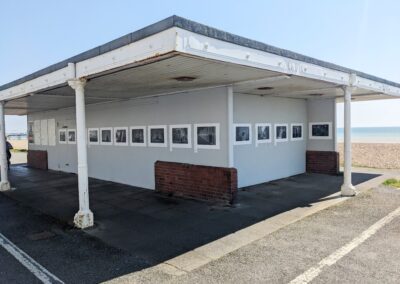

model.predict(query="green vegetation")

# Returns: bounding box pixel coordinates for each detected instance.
[383,179,400,189]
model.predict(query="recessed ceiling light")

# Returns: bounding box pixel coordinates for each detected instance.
[257,86,274,90]
[172,76,197,82]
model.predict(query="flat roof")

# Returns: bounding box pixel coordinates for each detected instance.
[2,15,400,92]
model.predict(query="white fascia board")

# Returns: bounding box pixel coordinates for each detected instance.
[0,28,178,101]
[75,28,177,78]
[176,28,400,98]
[0,65,74,101]
[175,28,351,86]
[354,76,400,97]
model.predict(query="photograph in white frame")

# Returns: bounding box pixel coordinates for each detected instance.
[291,123,304,141]
[148,125,167,147]
[255,123,271,146]
[309,122,332,140]
[58,129,67,144]
[169,124,191,150]
[67,129,76,144]
[40,119,48,146]
[100,127,113,145]
[130,126,146,147]
[28,121,35,144]
[194,123,220,151]
[234,123,252,145]
[88,128,99,145]
[34,120,41,145]
[275,124,288,142]
[48,119,56,146]
[114,127,128,146]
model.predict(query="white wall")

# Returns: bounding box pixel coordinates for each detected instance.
[28,87,230,189]
[233,94,308,188]
[28,88,337,190]
[307,99,336,151]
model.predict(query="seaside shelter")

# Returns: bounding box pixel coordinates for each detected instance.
[1,16,399,228]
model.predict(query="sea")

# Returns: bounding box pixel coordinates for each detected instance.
[337,127,400,143]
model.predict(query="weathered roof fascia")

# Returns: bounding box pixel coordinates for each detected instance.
[1,15,400,92]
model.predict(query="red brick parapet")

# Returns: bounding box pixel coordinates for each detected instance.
[27,150,48,170]
[306,151,339,175]
[155,161,237,204]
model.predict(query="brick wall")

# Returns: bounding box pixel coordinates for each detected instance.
[27,150,48,170]
[306,151,339,175]
[155,161,237,204]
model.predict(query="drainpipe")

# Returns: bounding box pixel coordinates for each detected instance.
[227,86,234,167]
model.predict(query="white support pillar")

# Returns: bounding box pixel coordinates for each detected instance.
[341,85,356,196]
[227,86,234,167]
[0,102,10,191]
[68,79,94,229]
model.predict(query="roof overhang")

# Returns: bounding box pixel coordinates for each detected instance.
[2,16,399,115]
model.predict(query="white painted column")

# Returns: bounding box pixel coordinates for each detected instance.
[227,86,234,167]
[0,102,10,191]
[341,86,356,196]
[68,79,94,228]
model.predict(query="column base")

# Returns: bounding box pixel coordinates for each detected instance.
[74,210,94,229]
[0,181,11,192]
[341,184,356,197]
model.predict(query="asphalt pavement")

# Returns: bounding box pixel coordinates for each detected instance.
[1,167,399,283]
[0,193,150,284]
[114,185,400,283]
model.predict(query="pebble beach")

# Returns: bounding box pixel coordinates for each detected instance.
[338,143,400,169]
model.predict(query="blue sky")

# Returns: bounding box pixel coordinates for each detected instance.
[1,0,399,132]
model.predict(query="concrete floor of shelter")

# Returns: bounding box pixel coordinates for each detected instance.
[4,165,379,267]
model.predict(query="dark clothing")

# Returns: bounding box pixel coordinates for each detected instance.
[6,141,12,168]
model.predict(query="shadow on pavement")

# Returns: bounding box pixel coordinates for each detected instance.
[4,165,379,282]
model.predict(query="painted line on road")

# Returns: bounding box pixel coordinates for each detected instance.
[288,205,400,284]
[0,233,64,284]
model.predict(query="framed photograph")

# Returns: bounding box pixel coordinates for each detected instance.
[58,129,67,144]
[40,120,48,146]
[34,120,41,145]
[67,129,76,144]
[255,123,271,145]
[48,119,56,146]
[169,124,191,149]
[28,121,35,144]
[275,124,288,142]
[148,125,167,147]
[234,123,252,145]
[88,128,99,145]
[114,127,128,146]
[291,123,304,141]
[130,126,146,147]
[100,127,113,145]
[309,122,332,139]
[194,123,220,151]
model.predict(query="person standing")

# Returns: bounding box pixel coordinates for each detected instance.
[6,140,13,169]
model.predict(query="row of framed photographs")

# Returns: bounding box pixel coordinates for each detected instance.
[58,122,332,148]
[58,124,220,150]
[234,122,332,145]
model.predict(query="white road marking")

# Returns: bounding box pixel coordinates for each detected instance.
[289,206,400,284]
[0,233,64,284]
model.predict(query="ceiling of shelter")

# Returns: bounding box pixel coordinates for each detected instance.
[5,54,392,115]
